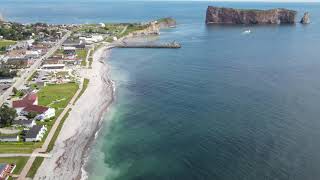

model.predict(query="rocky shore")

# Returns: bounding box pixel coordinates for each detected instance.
[206,6,297,25]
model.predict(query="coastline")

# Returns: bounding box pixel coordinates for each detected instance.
[34,45,115,180]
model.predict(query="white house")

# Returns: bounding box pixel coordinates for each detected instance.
[25,125,47,142]
[0,135,19,142]
[13,119,36,128]
[99,23,106,28]
[25,50,41,59]
[35,108,55,121]
[79,35,104,44]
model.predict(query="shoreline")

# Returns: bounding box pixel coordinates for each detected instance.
[34,45,116,180]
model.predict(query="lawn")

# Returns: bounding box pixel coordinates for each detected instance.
[0,40,16,48]
[88,57,93,67]
[26,157,44,178]
[46,108,71,152]
[0,40,16,54]
[0,142,41,154]
[0,157,29,174]
[73,79,89,105]
[37,82,79,109]
[76,49,88,66]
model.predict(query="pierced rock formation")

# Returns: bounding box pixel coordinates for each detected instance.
[206,6,297,25]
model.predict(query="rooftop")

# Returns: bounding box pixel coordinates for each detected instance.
[63,46,76,51]
[23,105,48,114]
[25,125,43,138]
[12,93,37,108]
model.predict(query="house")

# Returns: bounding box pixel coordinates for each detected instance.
[6,57,34,67]
[0,163,16,180]
[44,54,63,65]
[42,64,65,70]
[25,125,47,142]
[13,119,36,128]
[12,93,38,114]
[63,47,76,57]
[79,35,103,44]
[99,23,106,28]
[0,135,19,142]
[59,58,81,65]
[12,92,55,120]
[36,107,55,120]
[25,50,41,59]
[22,105,55,120]
[63,39,80,47]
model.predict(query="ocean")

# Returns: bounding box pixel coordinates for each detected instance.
[2,1,320,180]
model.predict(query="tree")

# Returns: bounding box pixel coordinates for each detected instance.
[0,105,17,127]
[26,112,38,119]
[12,87,18,94]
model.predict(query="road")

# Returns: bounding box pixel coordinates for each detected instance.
[0,31,72,106]
[17,78,85,180]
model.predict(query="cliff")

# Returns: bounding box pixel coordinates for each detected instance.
[156,17,177,28]
[206,6,297,25]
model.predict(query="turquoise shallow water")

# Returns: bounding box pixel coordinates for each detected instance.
[3,1,320,179]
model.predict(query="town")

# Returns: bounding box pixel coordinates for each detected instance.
[0,17,175,179]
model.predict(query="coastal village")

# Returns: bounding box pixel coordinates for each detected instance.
[0,17,176,179]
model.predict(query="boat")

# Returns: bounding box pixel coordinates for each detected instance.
[243,29,251,34]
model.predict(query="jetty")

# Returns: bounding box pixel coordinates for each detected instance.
[115,41,181,49]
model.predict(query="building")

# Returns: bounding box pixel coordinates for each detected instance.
[25,50,41,59]
[6,57,34,67]
[99,23,106,28]
[12,93,38,114]
[0,135,19,142]
[62,39,85,49]
[63,47,76,57]
[79,35,103,44]
[35,107,55,120]
[44,55,63,64]
[13,119,36,128]
[25,125,47,142]
[12,92,55,120]
[42,64,65,70]
[59,58,81,65]
[0,163,16,180]
[22,105,55,120]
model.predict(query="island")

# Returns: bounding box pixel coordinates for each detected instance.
[205,6,297,25]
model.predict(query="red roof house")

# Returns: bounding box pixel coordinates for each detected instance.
[12,93,38,108]
[23,105,48,114]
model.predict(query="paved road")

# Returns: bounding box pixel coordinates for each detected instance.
[0,31,72,106]
[17,78,85,180]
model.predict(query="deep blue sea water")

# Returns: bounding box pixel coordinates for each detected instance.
[3,1,320,180]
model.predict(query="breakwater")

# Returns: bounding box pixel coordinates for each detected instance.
[116,41,181,49]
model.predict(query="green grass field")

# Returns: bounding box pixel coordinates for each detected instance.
[76,49,88,66]
[0,157,29,174]
[0,40,16,48]
[37,82,79,109]
[0,142,41,154]
[73,79,89,105]
[46,108,72,152]
[26,157,44,178]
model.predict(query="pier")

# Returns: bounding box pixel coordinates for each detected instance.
[115,41,181,49]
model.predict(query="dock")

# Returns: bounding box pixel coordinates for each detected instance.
[115,41,181,49]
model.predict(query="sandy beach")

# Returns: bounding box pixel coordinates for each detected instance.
[34,45,115,180]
